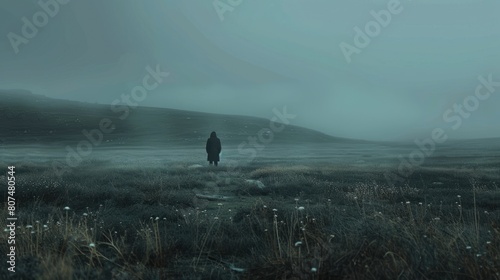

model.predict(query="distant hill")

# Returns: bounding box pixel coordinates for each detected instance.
[0,90,353,147]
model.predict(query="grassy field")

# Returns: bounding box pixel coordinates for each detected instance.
[0,94,499,279]
[1,156,499,279]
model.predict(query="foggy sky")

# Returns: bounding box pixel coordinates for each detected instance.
[1,0,499,141]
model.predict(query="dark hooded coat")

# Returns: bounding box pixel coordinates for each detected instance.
[206,131,221,162]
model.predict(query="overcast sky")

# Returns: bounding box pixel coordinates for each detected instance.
[1,0,499,141]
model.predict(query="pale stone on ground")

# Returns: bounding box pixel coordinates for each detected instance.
[244,179,266,189]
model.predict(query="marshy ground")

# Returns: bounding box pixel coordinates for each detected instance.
[0,143,499,279]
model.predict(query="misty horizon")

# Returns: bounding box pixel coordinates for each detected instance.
[3,88,499,144]
[1,1,499,141]
[1,2,499,279]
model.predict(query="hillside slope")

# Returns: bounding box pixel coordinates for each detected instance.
[0,90,351,147]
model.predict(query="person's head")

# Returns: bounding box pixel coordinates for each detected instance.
[210,131,217,138]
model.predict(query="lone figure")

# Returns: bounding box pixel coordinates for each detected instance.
[206,131,221,166]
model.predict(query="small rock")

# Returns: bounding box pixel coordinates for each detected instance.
[245,179,266,189]
[188,164,204,169]
[195,194,230,201]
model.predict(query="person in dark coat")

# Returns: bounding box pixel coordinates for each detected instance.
[206,131,221,166]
